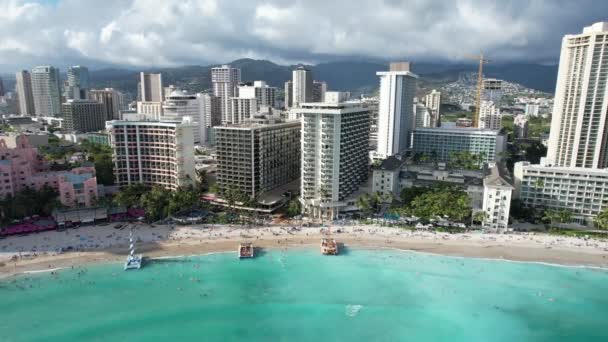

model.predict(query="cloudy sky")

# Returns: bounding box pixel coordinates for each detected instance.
[0,0,606,72]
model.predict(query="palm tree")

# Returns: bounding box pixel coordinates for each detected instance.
[558,210,572,225]
[542,209,559,229]
[472,211,488,226]
[594,208,608,230]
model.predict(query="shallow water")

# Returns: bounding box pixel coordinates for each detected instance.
[2,249,608,341]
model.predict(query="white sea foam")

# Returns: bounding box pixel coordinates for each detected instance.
[345,304,362,317]
[24,267,64,274]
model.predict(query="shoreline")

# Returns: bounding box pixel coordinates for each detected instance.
[2,223,608,279]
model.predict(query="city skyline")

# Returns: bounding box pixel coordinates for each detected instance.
[1,1,608,72]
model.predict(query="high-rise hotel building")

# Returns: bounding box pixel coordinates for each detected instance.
[298,101,370,219]
[376,62,417,159]
[215,117,300,211]
[106,120,196,190]
[211,65,241,124]
[31,66,62,117]
[547,22,608,168]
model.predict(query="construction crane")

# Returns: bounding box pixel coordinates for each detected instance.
[465,53,491,128]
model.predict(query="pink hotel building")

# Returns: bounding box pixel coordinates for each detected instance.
[0,134,98,207]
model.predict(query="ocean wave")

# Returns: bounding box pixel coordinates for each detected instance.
[345,304,362,317]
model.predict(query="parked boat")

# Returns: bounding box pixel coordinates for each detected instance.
[124,230,143,270]
[321,226,339,255]
[238,242,254,259]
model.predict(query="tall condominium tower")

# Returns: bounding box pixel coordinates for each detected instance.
[15,70,35,116]
[215,117,301,209]
[31,65,62,117]
[106,119,196,190]
[211,65,241,124]
[547,22,608,168]
[139,72,163,102]
[376,62,418,158]
[424,89,441,127]
[292,66,313,108]
[298,102,370,219]
[61,100,106,133]
[284,80,293,108]
[0,77,4,96]
[198,93,221,128]
[478,101,501,130]
[161,89,206,144]
[238,81,277,109]
[312,81,327,102]
[65,65,90,100]
[90,88,123,121]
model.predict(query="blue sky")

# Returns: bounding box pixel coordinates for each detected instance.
[1,0,607,72]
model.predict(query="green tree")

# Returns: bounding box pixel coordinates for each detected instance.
[140,186,172,222]
[167,186,199,215]
[286,198,302,217]
[594,208,608,230]
[558,210,572,225]
[114,183,149,207]
[542,209,560,229]
[472,211,488,225]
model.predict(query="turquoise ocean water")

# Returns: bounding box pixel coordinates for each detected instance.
[2,248,608,341]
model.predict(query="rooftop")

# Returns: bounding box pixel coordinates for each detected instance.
[376,155,406,171]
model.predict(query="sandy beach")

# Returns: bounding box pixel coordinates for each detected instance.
[1,223,608,278]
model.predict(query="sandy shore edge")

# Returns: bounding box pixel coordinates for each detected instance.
[2,228,608,279]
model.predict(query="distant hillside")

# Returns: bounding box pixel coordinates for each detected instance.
[87,59,558,96]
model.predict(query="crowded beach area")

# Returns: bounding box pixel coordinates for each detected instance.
[1,222,608,278]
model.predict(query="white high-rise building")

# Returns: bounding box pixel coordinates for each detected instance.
[284,80,293,108]
[482,78,503,104]
[211,65,241,124]
[292,66,313,108]
[31,66,62,117]
[547,22,608,168]
[161,89,207,144]
[376,62,418,158]
[230,97,257,124]
[106,119,196,190]
[478,101,502,130]
[525,103,540,117]
[237,81,276,109]
[514,114,529,139]
[424,89,441,127]
[139,72,163,102]
[65,65,90,100]
[90,88,123,121]
[15,70,35,116]
[298,102,370,219]
[414,103,431,128]
[198,93,221,128]
[312,81,327,102]
[482,164,513,230]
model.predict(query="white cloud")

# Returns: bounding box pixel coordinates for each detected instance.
[0,0,605,71]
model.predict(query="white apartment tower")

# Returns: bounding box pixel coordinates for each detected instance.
[15,70,35,116]
[65,65,90,100]
[514,114,529,139]
[299,102,370,219]
[31,66,62,117]
[90,88,123,121]
[376,62,418,158]
[230,97,257,124]
[424,89,441,127]
[482,165,513,230]
[547,22,608,168]
[238,81,276,109]
[292,66,313,108]
[106,119,196,190]
[478,101,502,130]
[211,65,241,124]
[139,72,163,102]
[161,89,207,144]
